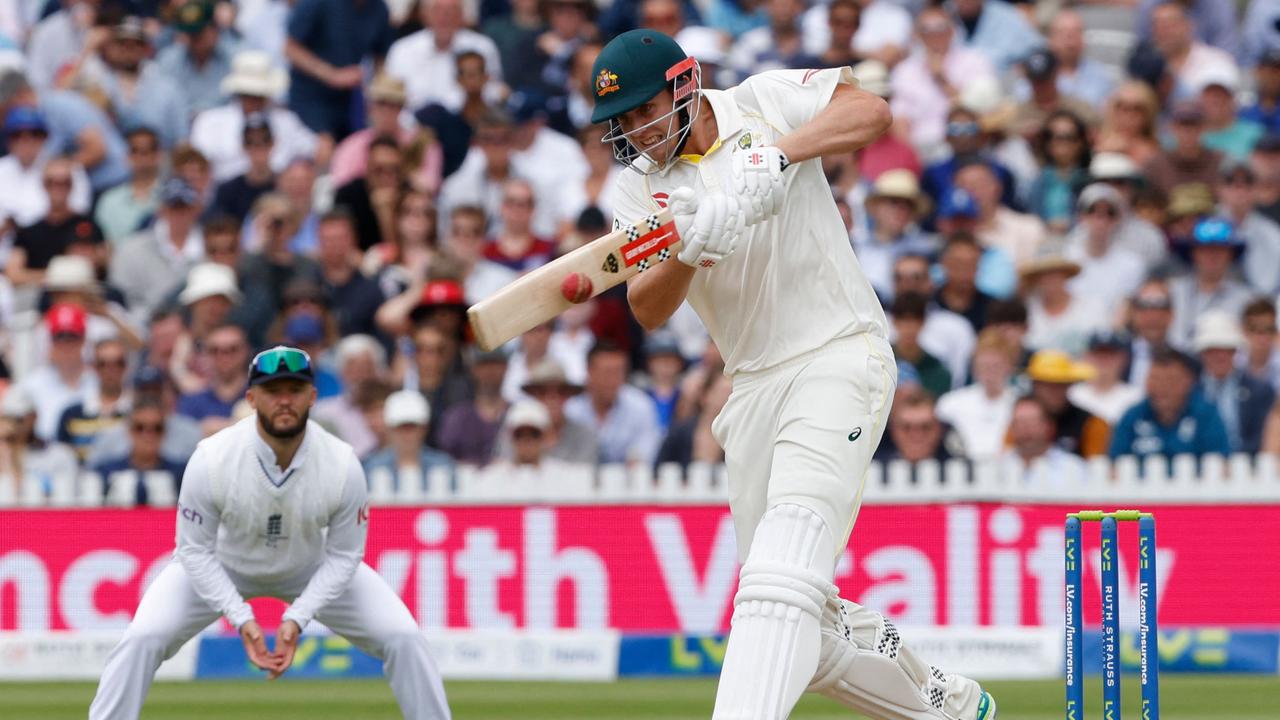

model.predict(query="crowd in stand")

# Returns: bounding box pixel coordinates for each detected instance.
[4,0,1280,503]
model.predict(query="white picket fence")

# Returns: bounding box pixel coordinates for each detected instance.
[4,453,1280,508]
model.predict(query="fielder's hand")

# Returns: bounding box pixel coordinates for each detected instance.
[268,619,302,680]
[731,146,788,225]
[239,620,282,675]
[670,187,745,269]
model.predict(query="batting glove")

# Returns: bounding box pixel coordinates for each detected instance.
[731,145,789,226]
[670,187,746,269]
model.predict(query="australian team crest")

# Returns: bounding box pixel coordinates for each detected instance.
[596,69,620,97]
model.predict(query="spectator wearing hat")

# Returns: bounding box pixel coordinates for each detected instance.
[853,170,936,300]
[890,293,952,399]
[1168,217,1256,348]
[493,358,596,463]
[437,349,510,465]
[91,397,188,507]
[1021,245,1109,357]
[1196,67,1264,160]
[331,74,444,193]
[155,0,238,122]
[565,340,662,465]
[190,49,318,183]
[1003,394,1088,485]
[0,386,78,502]
[1025,349,1109,457]
[1195,311,1275,453]
[954,159,1047,270]
[1240,298,1280,390]
[209,113,276,224]
[1012,50,1098,147]
[1240,49,1280,134]
[1027,109,1092,234]
[1147,2,1238,99]
[56,338,131,462]
[0,107,90,230]
[175,323,250,432]
[94,127,164,243]
[891,253,976,384]
[15,303,97,442]
[110,177,206,322]
[377,276,470,350]
[477,400,584,494]
[314,209,386,339]
[1087,151,1170,271]
[73,16,188,149]
[1064,184,1148,318]
[6,156,101,290]
[176,262,242,344]
[1110,346,1231,460]
[1216,159,1280,295]
[1069,331,1145,425]
[7,254,142,382]
[1144,101,1224,196]
[387,0,505,112]
[283,0,393,142]
[936,328,1018,459]
[363,389,454,490]
[1043,9,1115,110]
[726,0,820,83]
[498,320,585,403]
[936,189,1016,300]
[0,70,129,192]
[889,7,996,153]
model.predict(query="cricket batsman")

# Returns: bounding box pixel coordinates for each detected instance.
[593,30,997,720]
[88,346,450,719]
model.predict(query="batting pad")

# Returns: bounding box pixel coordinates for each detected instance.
[807,598,985,720]
[712,504,836,720]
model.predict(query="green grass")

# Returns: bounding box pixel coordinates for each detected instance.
[8,675,1279,719]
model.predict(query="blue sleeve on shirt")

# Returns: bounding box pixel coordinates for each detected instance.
[1109,406,1139,458]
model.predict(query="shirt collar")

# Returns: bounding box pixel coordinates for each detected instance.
[252,420,313,484]
[659,89,745,176]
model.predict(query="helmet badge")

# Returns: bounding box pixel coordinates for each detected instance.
[596,69,620,97]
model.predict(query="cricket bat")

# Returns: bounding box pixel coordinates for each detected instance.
[467,209,679,351]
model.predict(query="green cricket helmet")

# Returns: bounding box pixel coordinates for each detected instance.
[591,29,702,173]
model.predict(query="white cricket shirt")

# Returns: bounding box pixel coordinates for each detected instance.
[611,67,888,375]
[174,416,368,629]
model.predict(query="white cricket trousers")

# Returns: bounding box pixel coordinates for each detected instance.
[89,561,450,720]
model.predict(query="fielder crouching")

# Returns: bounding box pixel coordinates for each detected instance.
[89,346,450,719]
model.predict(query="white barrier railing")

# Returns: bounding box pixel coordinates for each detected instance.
[5,453,1280,508]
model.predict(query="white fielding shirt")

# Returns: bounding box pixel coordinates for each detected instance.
[611,68,888,376]
[174,417,368,630]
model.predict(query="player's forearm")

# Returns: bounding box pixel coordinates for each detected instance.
[283,462,369,629]
[774,87,891,165]
[282,548,362,629]
[626,260,697,331]
[176,546,255,627]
